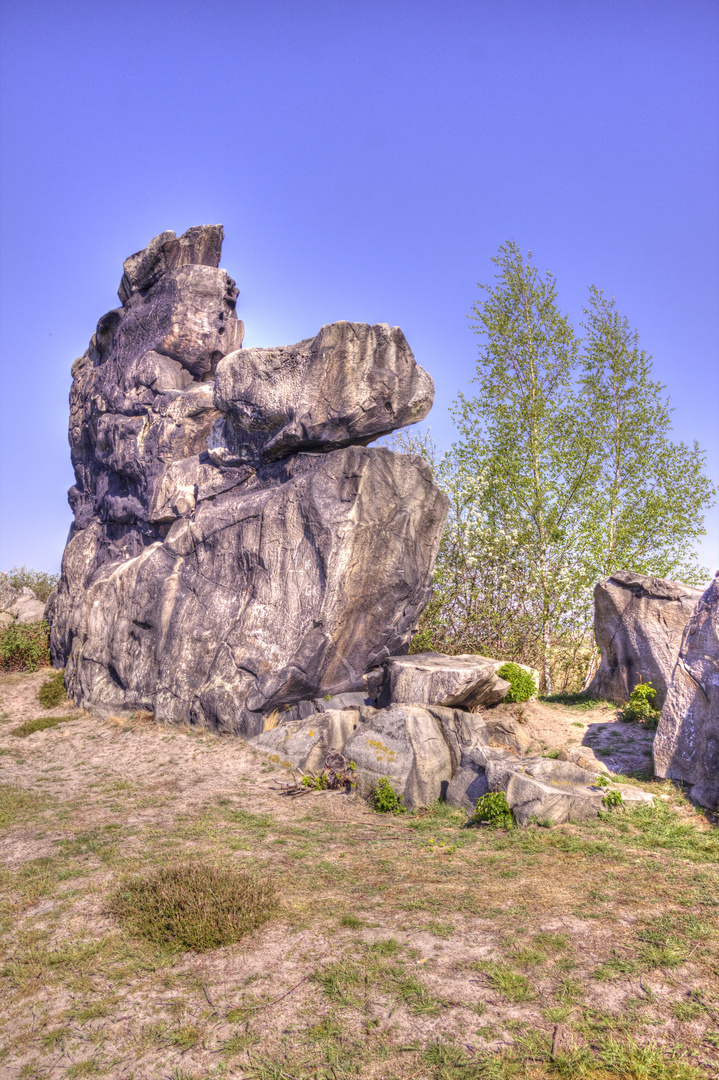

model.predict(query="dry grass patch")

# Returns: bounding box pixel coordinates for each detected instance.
[109,862,278,951]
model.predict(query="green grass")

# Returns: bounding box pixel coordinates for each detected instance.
[11,715,74,738]
[474,960,536,1002]
[109,862,278,951]
[0,783,44,827]
[38,670,66,709]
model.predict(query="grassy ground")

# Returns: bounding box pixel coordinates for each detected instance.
[1,670,718,1079]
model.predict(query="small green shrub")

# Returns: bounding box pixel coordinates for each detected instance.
[468,791,514,829]
[497,662,537,703]
[0,621,51,672]
[38,670,67,709]
[603,789,623,810]
[371,777,406,814]
[6,566,58,603]
[109,863,278,951]
[11,716,75,738]
[301,772,328,790]
[619,681,660,728]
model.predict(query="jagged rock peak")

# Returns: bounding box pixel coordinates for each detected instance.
[118,224,225,304]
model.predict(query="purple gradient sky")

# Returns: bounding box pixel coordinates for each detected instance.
[1,0,717,576]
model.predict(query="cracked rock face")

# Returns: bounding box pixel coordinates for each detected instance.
[587,571,702,707]
[50,225,447,734]
[654,577,719,809]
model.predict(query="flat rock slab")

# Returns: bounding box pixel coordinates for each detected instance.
[378,652,510,710]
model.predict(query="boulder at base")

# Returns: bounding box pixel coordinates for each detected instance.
[446,745,653,824]
[377,652,510,709]
[588,571,703,707]
[654,576,719,809]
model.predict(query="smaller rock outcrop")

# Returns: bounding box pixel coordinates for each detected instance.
[376,652,510,710]
[654,576,719,809]
[251,700,652,821]
[446,746,652,824]
[588,571,703,706]
[0,577,46,625]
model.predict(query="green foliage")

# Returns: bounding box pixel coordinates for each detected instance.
[619,681,661,728]
[371,776,406,814]
[6,566,58,602]
[602,789,623,810]
[109,863,277,951]
[38,670,66,709]
[301,772,328,790]
[497,662,536,703]
[394,246,714,694]
[468,791,514,829]
[0,621,51,672]
[11,715,74,738]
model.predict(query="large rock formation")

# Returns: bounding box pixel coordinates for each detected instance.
[587,571,703,706]
[654,576,719,809]
[50,225,447,734]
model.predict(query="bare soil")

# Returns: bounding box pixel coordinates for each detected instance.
[0,670,717,1079]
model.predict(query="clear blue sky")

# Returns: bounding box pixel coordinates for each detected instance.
[1,0,717,577]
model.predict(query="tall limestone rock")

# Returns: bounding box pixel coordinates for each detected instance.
[49,226,448,735]
[654,575,719,809]
[587,571,703,707]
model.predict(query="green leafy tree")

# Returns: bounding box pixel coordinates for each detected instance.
[393,246,714,693]
[578,288,713,587]
[452,241,597,690]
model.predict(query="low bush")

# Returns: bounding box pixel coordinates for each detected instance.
[497,662,537,703]
[38,670,67,709]
[468,791,514,829]
[371,776,406,814]
[619,681,660,728]
[109,862,277,951]
[0,621,51,672]
[6,566,58,603]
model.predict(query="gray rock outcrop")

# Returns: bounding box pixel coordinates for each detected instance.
[50,225,447,733]
[587,571,703,706]
[654,576,719,809]
[251,702,488,809]
[0,577,47,625]
[250,701,651,819]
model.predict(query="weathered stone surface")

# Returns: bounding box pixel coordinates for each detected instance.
[250,709,363,774]
[587,571,703,706]
[210,321,433,466]
[483,715,530,753]
[5,588,46,624]
[343,705,454,809]
[0,612,13,627]
[377,652,510,710]
[654,577,719,809]
[0,574,18,611]
[50,226,448,734]
[445,744,652,824]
